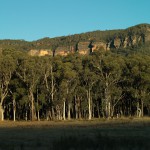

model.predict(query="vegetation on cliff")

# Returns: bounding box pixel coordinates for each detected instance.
[0,23,150,53]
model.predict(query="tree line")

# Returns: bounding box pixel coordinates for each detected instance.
[0,48,150,121]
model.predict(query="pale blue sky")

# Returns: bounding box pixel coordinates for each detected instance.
[0,0,150,41]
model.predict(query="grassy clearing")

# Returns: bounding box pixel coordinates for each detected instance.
[0,118,150,150]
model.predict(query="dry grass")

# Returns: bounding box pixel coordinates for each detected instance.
[0,117,150,128]
[0,117,150,150]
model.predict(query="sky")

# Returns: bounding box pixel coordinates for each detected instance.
[0,0,150,41]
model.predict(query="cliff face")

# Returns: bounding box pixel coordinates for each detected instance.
[55,46,75,56]
[112,35,143,49]
[27,24,150,57]
[28,49,52,56]
[92,41,109,52]
[78,42,90,55]
[145,28,150,42]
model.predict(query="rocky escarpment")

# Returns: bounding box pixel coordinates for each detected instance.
[112,35,142,49]
[27,24,150,56]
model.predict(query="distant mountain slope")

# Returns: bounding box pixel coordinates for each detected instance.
[0,23,150,56]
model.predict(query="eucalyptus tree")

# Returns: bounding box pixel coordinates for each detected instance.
[92,51,125,118]
[40,56,56,120]
[0,54,16,121]
[126,54,150,117]
[81,55,98,120]
[3,49,28,121]
[74,86,87,119]
[59,58,77,120]
[9,77,28,121]
[16,56,42,121]
[71,54,84,119]
[35,84,47,121]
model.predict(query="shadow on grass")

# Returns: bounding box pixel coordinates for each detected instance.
[0,134,149,150]
[52,133,150,150]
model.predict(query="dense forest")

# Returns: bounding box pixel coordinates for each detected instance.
[0,24,150,121]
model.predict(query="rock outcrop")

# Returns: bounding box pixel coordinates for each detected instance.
[112,35,144,49]
[54,46,69,56]
[78,42,90,55]
[54,46,75,56]
[145,28,150,42]
[28,49,52,56]
[91,41,107,52]
[114,37,122,48]
[123,37,129,48]
[131,36,137,46]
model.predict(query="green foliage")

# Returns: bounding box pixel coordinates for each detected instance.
[1,24,150,120]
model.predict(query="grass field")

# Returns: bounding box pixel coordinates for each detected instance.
[0,118,150,150]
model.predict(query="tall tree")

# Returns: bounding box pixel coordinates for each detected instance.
[16,56,42,121]
[126,54,150,117]
[41,56,56,120]
[81,56,98,120]
[92,51,124,118]
[0,55,15,121]
[59,60,77,120]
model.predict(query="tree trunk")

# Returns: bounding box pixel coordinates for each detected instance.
[68,103,71,120]
[97,102,100,118]
[79,109,82,119]
[37,110,40,121]
[141,100,144,117]
[108,102,111,118]
[104,79,110,118]
[51,65,55,120]
[25,110,28,121]
[137,102,141,117]
[36,87,40,121]
[75,102,78,119]
[44,65,55,120]
[30,90,36,121]
[13,98,16,121]
[56,105,61,120]
[31,92,34,121]
[13,110,16,121]
[46,109,51,120]
[78,98,82,119]
[63,100,66,120]
[79,97,82,119]
[0,95,5,121]
[58,110,61,120]
[0,104,4,121]
[75,96,78,119]
[88,89,92,120]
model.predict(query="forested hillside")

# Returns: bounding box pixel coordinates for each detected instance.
[0,24,150,121]
[1,23,150,55]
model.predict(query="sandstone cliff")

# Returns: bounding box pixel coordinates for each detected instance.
[28,49,52,56]
[27,24,150,57]
[77,42,90,55]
